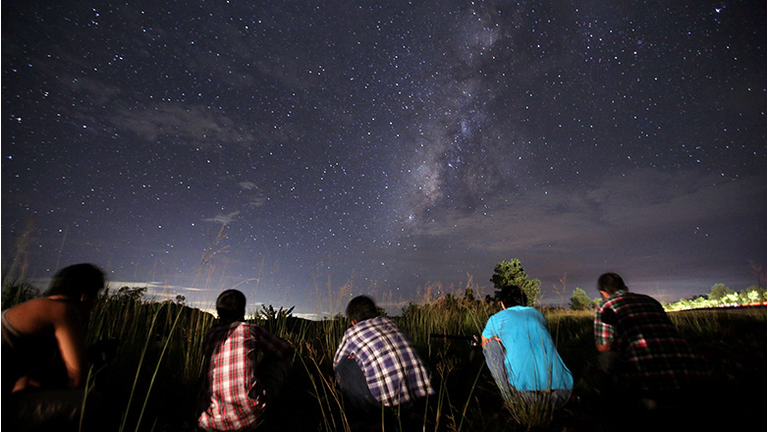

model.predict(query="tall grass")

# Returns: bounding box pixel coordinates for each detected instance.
[84,293,216,431]
[2,278,764,431]
[297,344,351,432]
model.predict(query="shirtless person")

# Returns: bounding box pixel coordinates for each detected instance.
[2,263,106,431]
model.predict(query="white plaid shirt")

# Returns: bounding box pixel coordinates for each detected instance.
[333,316,434,406]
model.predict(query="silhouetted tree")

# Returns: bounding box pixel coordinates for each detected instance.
[569,288,594,311]
[490,259,540,306]
[707,283,735,301]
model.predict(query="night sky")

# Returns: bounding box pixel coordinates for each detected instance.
[2,0,765,317]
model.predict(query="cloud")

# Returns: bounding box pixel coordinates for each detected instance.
[247,197,267,208]
[383,169,765,299]
[415,169,762,250]
[239,182,268,208]
[239,182,258,190]
[203,211,240,225]
[113,103,256,145]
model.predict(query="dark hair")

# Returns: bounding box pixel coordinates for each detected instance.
[597,273,627,295]
[498,285,528,307]
[216,289,246,321]
[346,295,378,323]
[46,263,105,298]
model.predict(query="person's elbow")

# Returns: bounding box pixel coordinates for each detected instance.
[66,367,87,388]
[60,347,88,388]
[481,335,500,349]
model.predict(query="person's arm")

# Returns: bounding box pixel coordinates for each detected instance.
[593,305,614,353]
[52,303,89,388]
[257,328,294,359]
[480,314,501,349]
[332,334,350,368]
[595,342,611,352]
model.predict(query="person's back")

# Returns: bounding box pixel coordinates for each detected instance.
[333,295,433,414]
[199,321,270,431]
[481,285,572,409]
[595,290,707,392]
[3,297,94,393]
[198,290,293,432]
[483,306,572,392]
[1,263,105,431]
[334,315,432,406]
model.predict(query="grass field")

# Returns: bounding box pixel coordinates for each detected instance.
[4,287,766,432]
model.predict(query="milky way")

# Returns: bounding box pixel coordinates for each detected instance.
[2,0,765,316]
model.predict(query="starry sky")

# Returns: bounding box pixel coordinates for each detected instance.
[2,0,765,317]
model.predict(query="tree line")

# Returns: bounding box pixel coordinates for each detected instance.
[487,258,766,312]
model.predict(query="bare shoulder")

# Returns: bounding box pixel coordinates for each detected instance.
[46,298,83,325]
[5,297,79,334]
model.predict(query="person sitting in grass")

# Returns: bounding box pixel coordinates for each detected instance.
[481,285,573,410]
[333,295,434,419]
[2,263,107,431]
[197,289,293,432]
[594,272,709,411]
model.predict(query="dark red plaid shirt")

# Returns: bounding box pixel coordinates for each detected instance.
[595,290,708,391]
[198,321,291,431]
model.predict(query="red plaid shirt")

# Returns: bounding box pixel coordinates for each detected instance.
[595,291,708,391]
[198,321,291,431]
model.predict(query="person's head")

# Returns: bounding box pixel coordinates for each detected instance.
[497,285,528,308]
[46,263,105,301]
[346,295,379,324]
[216,289,247,322]
[597,273,627,296]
